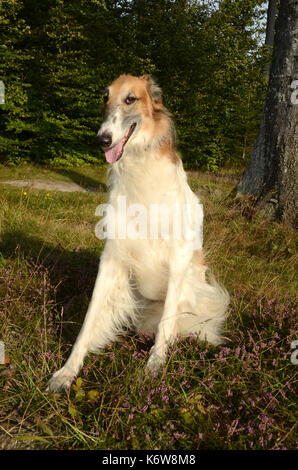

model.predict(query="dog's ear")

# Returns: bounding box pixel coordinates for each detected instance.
[140,74,162,104]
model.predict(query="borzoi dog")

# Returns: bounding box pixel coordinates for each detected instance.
[47,74,229,392]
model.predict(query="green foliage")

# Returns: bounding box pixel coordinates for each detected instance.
[0,0,269,169]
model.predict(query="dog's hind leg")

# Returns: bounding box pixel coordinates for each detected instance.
[47,246,137,392]
[176,258,229,346]
[146,248,229,374]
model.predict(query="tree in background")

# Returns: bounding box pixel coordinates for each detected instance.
[0,0,269,169]
[0,0,32,162]
[237,0,298,226]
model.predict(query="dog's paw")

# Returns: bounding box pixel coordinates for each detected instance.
[46,367,75,393]
[145,349,165,377]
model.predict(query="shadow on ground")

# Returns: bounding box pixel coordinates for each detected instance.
[1,229,100,341]
[53,168,107,193]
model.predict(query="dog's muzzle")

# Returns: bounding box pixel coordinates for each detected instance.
[97,123,136,164]
[97,131,112,148]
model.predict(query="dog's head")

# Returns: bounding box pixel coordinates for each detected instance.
[97,74,170,164]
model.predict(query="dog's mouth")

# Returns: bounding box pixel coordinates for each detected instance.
[104,123,136,164]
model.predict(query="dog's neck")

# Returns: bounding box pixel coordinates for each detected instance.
[106,143,187,209]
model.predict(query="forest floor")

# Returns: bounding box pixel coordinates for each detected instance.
[0,163,296,450]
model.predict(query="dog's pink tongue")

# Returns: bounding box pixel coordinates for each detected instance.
[104,140,124,164]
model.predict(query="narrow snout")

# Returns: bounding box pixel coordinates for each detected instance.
[97,130,112,148]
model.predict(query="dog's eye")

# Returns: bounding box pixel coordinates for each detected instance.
[125,95,137,105]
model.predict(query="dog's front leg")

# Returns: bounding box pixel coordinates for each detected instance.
[146,244,193,374]
[47,246,132,392]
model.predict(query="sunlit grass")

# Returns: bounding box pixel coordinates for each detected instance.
[0,164,297,450]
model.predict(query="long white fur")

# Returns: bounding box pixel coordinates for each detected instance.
[47,76,229,392]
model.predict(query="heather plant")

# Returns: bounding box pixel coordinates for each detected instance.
[0,165,296,450]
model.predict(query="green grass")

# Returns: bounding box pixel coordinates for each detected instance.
[0,164,297,450]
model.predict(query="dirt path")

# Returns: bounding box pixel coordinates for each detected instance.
[0,172,239,194]
[0,179,98,193]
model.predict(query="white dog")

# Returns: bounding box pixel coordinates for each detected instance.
[47,74,229,392]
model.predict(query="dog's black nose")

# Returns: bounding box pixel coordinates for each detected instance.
[97,132,112,148]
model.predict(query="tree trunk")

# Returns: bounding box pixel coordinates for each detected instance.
[263,0,278,76]
[265,0,278,47]
[237,0,298,226]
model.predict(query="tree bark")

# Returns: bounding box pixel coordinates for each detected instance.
[237,0,298,226]
[263,0,278,76]
[265,0,278,47]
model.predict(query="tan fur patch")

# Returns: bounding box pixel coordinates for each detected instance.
[192,249,206,266]
[158,139,180,164]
